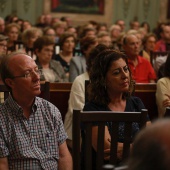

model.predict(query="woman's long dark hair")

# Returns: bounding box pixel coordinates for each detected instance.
[87,50,134,106]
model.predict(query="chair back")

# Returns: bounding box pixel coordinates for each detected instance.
[72,109,148,170]
[102,164,128,170]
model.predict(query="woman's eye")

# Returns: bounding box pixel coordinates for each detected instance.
[124,66,129,72]
[113,70,120,75]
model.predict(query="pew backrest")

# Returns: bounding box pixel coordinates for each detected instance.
[134,83,157,120]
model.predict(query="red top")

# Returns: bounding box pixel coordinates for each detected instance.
[154,39,166,52]
[128,56,157,83]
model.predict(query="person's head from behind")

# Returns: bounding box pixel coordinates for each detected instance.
[88,48,133,106]
[128,119,170,170]
[80,36,98,59]
[0,34,8,55]
[123,34,140,58]
[22,27,43,48]
[97,31,112,47]
[0,51,41,97]
[34,36,55,64]
[87,44,110,72]
[58,32,76,53]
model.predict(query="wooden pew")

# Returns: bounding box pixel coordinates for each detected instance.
[49,82,158,122]
[50,83,72,122]
[134,83,158,121]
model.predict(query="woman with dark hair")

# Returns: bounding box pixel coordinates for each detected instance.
[69,36,98,82]
[156,54,170,117]
[141,21,150,33]
[64,44,109,150]
[83,49,150,167]
[53,32,76,78]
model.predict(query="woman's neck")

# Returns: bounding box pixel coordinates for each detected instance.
[60,51,73,62]
[108,93,126,111]
[41,62,50,69]
[7,41,14,47]
[61,51,72,57]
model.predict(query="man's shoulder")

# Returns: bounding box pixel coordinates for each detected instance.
[36,97,61,116]
[0,102,11,122]
[138,56,151,65]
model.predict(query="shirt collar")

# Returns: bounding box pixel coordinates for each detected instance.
[6,94,38,116]
[128,56,143,65]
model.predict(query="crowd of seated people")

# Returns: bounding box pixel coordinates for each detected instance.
[0,14,169,83]
[0,14,169,114]
[1,13,170,168]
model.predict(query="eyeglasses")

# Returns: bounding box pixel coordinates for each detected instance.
[11,69,43,79]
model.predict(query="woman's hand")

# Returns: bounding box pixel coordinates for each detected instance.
[104,149,110,160]
[117,143,123,160]
[163,94,170,107]
[106,139,123,160]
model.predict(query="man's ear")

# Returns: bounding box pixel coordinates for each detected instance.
[5,78,14,89]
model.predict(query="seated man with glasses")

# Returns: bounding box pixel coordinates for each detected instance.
[0,51,72,170]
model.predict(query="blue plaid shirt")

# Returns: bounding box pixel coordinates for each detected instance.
[0,95,67,170]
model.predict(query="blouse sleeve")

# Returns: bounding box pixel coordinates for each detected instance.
[156,78,170,117]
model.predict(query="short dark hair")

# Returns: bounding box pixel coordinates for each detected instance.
[80,36,97,55]
[58,32,76,49]
[87,44,111,71]
[33,36,55,52]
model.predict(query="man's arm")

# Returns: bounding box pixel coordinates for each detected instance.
[0,157,9,170]
[58,141,72,170]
